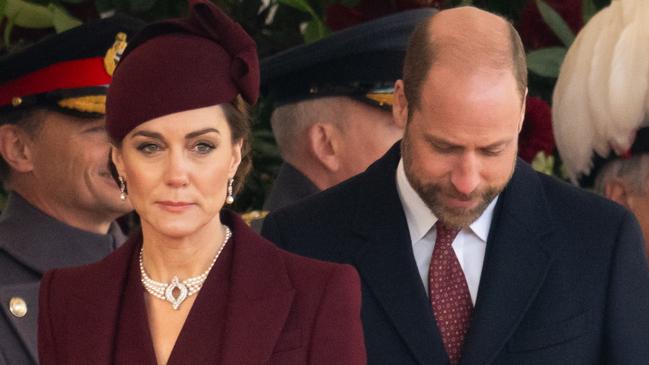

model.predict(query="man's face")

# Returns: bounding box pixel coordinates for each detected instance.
[336,99,403,182]
[400,66,524,229]
[625,189,649,256]
[28,112,131,219]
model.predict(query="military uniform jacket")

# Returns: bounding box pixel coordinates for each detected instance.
[262,142,649,365]
[0,193,124,365]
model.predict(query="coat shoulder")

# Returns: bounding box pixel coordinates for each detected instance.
[40,235,136,299]
[536,171,630,226]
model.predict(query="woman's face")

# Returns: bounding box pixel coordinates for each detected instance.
[112,105,242,238]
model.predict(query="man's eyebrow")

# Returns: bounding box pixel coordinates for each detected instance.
[481,139,511,149]
[424,134,511,149]
[424,135,460,148]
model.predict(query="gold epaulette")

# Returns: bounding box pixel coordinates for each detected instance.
[241,210,269,226]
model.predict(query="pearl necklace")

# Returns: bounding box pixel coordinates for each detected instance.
[140,225,232,310]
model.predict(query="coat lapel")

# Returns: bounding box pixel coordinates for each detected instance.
[352,144,448,365]
[68,235,137,364]
[219,212,296,365]
[460,161,557,365]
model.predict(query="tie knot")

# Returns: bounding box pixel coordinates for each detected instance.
[435,221,461,247]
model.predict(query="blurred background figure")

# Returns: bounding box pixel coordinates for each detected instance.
[553,0,649,256]
[259,8,435,213]
[0,16,140,364]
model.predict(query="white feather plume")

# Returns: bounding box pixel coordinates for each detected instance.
[607,0,649,152]
[553,0,649,182]
[587,3,621,156]
[553,7,609,183]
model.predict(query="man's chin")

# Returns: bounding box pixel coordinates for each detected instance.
[433,207,483,229]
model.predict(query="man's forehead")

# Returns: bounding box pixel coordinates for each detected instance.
[42,111,106,129]
[422,66,519,102]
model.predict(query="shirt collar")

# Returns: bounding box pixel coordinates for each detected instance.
[396,158,497,243]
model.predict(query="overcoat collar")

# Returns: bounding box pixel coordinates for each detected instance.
[70,210,295,364]
[263,162,320,211]
[350,142,557,365]
[0,192,124,363]
[0,192,124,274]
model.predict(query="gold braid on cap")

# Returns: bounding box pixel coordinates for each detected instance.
[55,32,129,115]
[365,92,394,107]
[57,95,106,114]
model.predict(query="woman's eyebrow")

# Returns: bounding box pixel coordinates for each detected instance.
[185,128,220,139]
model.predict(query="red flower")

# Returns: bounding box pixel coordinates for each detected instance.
[517,0,583,50]
[519,96,555,163]
[326,0,445,31]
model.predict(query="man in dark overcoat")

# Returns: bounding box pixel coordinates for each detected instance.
[263,6,649,365]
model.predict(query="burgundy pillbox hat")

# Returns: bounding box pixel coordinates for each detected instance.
[106,0,259,142]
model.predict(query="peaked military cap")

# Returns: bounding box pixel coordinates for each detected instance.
[0,15,145,120]
[261,8,436,110]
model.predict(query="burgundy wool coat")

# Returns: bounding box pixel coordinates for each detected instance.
[38,211,366,365]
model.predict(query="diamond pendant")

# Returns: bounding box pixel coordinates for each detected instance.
[165,276,189,310]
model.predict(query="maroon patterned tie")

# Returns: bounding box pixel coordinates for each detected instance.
[429,221,473,365]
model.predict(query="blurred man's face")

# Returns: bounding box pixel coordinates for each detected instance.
[623,188,649,256]
[335,98,403,183]
[400,67,524,229]
[28,112,131,219]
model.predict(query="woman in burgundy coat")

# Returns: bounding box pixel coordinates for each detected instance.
[37,1,366,364]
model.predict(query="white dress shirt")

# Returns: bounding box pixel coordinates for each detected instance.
[396,159,497,305]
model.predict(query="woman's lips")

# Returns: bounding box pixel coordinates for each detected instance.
[156,201,194,212]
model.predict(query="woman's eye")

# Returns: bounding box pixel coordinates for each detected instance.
[137,143,162,154]
[192,142,215,154]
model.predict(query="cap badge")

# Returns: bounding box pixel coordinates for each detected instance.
[104,32,128,76]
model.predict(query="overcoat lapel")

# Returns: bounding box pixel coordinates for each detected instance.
[352,144,448,365]
[460,161,557,365]
[0,282,39,362]
[69,235,135,364]
[219,212,296,365]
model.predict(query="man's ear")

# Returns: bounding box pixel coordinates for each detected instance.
[307,122,340,173]
[111,146,125,178]
[604,179,631,208]
[392,80,409,130]
[0,124,35,173]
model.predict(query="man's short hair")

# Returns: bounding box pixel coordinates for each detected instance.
[594,154,649,196]
[402,11,527,118]
[270,97,344,160]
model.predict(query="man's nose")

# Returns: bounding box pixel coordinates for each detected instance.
[450,153,480,196]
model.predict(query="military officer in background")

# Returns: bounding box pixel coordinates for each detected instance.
[0,16,142,364]
[260,8,435,213]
